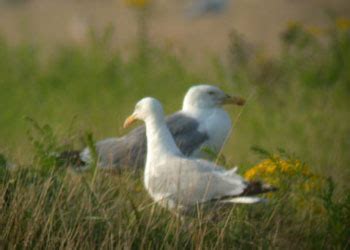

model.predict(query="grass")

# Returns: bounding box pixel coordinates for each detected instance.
[0,18,349,248]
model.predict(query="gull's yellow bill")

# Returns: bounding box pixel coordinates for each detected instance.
[223,95,246,106]
[123,114,137,129]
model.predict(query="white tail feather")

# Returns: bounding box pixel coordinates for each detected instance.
[220,197,267,204]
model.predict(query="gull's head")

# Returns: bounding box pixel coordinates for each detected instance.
[182,84,245,111]
[123,97,164,128]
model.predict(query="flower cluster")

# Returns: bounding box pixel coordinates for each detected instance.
[245,156,314,184]
[124,0,151,9]
[336,17,350,31]
[245,156,326,214]
[282,17,350,44]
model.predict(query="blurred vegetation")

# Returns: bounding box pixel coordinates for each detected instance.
[0,16,349,248]
[226,17,350,185]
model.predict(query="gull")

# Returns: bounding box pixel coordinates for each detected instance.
[123,97,275,214]
[62,84,245,169]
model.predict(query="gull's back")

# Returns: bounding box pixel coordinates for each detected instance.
[81,112,209,169]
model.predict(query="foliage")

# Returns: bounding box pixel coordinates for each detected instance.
[25,117,64,172]
[322,178,350,247]
[124,0,152,9]
[0,151,348,248]
[229,17,350,89]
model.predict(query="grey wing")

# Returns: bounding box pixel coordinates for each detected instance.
[166,112,209,156]
[92,126,147,169]
[83,112,208,169]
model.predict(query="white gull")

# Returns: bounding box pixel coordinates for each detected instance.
[123,97,274,214]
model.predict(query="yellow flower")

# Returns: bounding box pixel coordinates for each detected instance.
[287,21,302,30]
[244,155,326,215]
[336,17,350,31]
[305,25,324,36]
[124,0,151,8]
[244,157,324,192]
[244,168,257,181]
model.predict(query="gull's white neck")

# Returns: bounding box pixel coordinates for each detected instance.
[182,104,221,118]
[144,113,181,166]
[182,104,232,154]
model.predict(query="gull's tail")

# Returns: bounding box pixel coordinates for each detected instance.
[242,180,278,196]
[56,150,86,168]
[219,180,277,204]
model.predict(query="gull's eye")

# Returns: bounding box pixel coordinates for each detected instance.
[208,91,215,95]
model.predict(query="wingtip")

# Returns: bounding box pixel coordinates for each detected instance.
[243,180,278,196]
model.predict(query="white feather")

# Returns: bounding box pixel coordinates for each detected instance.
[220,197,267,204]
